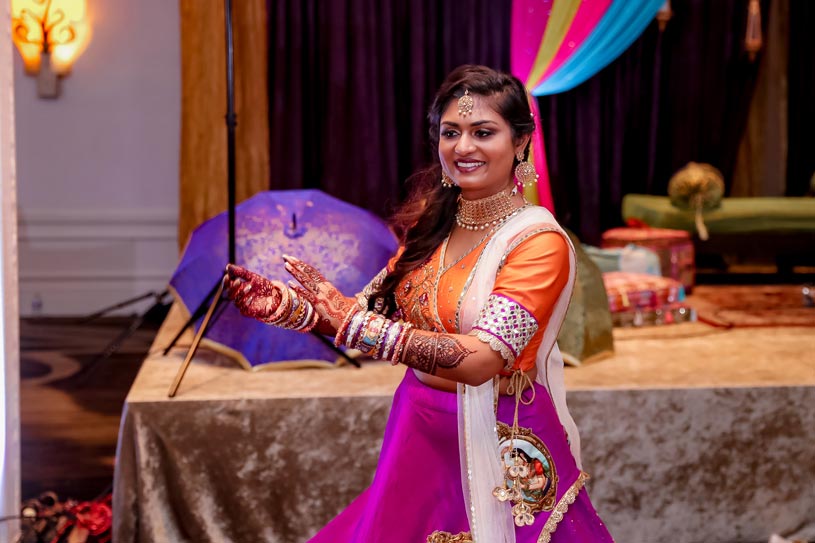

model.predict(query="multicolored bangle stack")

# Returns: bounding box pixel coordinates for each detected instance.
[263,285,319,332]
[334,310,414,364]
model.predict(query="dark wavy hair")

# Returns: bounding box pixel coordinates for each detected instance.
[370,65,535,315]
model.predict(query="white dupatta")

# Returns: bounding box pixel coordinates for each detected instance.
[455,206,581,543]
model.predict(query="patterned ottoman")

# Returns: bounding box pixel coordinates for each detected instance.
[602,271,694,327]
[602,226,695,290]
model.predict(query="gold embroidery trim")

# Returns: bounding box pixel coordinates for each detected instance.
[460,381,479,539]
[496,226,576,392]
[536,471,590,543]
[471,329,515,365]
[458,208,537,331]
[436,229,493,333]
[427,530,473,543]
[471,294,539,364]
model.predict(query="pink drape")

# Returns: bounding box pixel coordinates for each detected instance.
[511,0,556,211]
[511,0,613,212]
[510,0,554,78]
[528,98,553,211]
[539,0,613,81]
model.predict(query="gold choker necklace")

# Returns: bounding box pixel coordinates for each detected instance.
[455,188,523,231]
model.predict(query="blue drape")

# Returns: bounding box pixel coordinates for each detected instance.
[532,0,665,96]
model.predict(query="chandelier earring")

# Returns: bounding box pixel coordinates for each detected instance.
[441,171,455,188]
[514,148,539,188]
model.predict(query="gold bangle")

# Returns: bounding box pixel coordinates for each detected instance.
[264,284,290,324]
[334,309,359,346]
[283,295,306,328]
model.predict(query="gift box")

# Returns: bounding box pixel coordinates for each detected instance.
[602,271,694,327]
[601,226,695,290]
[583,244,661,275]
[603,271,685,311]
[610,304,695,327]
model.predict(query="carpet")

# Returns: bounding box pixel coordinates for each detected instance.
[688,285,815,327]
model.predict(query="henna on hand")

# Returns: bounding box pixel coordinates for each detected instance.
[288,282,317,306]
[288,281,332,329]
[283,255,358,330]
[401,331,475,375]
[225,264,284,322]
[324,288,353,323]
[283,255,326,293]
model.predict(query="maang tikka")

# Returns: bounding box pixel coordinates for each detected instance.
[514,147,539,188]
[458,89,474,117]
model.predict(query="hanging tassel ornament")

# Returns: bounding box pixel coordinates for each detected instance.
[656,1,673,32]
[745,0,762,61]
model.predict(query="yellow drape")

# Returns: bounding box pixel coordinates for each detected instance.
[178,0,269,250]
[525,0,581,89]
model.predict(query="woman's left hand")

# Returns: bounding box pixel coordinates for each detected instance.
[283,255,358,331]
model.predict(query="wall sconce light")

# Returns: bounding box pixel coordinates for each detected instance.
[11,0,91,99]
[655,1,673,33]
[744,0,763,62]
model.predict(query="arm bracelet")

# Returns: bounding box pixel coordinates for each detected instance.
[333,309,414,363]
[264,287,319,333]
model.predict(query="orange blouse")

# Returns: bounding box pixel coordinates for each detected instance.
[389,231,569,372]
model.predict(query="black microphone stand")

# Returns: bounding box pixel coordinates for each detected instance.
[167,0,238,397]
[167,0,358,397]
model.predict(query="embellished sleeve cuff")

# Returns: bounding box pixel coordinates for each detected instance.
[469,293,539,365]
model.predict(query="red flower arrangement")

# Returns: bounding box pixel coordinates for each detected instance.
[19,492,112,543]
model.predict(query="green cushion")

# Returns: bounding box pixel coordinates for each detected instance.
[622,195,815,234]
[558,231,615,365]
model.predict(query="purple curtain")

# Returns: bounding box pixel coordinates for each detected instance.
[787,0,815,196]
[267,0,511,215]
[539,0,769,244]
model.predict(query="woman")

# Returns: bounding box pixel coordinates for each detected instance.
[226,65,614,543]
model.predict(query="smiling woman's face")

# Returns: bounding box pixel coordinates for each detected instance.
[438,95,527,200]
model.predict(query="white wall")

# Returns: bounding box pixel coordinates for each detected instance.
[14,0,181,316]
[1,1,21,536]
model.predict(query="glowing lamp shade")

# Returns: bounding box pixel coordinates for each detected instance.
[11,0,91,76]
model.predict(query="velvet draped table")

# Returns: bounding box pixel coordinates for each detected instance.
[113,304,815,543]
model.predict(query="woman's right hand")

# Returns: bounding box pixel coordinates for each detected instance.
[224,264,284,323]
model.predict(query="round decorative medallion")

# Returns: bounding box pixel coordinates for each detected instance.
[496,421,558,513]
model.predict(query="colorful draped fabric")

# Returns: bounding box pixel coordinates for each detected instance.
[510,0,665,209]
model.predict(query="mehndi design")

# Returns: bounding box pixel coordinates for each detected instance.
[402,331,475,375]
[225,264,284,322]
[225,264,318,331]
[283,255,358,330]
[334,310,475,374]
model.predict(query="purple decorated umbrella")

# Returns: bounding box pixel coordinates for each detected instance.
[170,189,398,369]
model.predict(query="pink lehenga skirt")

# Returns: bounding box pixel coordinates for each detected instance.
[307,369,614,542]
